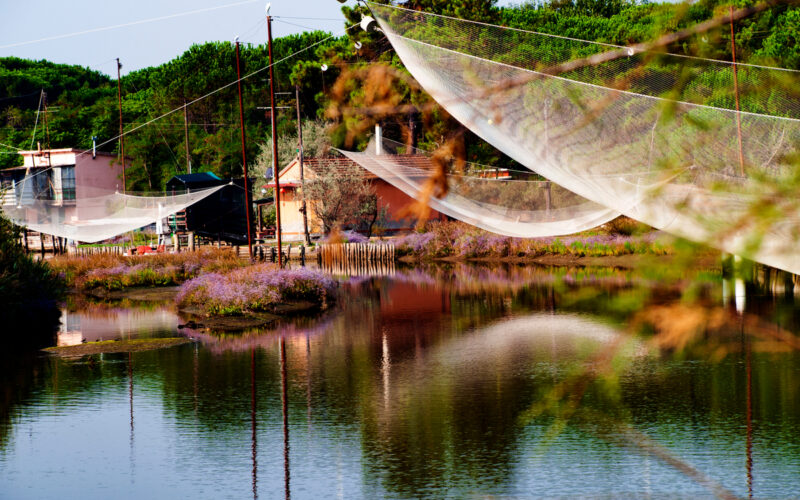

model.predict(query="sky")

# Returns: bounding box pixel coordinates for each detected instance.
[0,0,516,77]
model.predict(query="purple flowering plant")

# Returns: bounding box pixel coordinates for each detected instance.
[176,264,337,316]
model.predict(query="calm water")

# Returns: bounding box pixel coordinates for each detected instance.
[2,264,799,499]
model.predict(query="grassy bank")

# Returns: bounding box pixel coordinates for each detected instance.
[50,248,244,291]
[176,265,336,316]
[394,220,670,261]
[44,338,192,356]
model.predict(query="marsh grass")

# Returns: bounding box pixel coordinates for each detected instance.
[50,248,245,291]
[395,221,670,260]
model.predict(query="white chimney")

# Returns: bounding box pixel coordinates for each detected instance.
[375,124,382,155]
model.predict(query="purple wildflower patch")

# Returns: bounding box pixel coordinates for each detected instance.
[176,264,337,316]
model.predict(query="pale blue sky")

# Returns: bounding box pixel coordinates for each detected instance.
[0,0,515,76]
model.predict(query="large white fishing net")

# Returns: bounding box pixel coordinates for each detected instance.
[1,167,224,243]
[369,2,800,274]
[339,138,620,237]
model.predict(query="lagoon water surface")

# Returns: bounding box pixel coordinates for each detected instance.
[2,264,799,499]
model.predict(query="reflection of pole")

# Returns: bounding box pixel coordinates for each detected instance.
[251,348,258,500]
[730,5,745,177]
[267,13,283,267]
[306,334,312,430]
[116,58,126,193]
[381,331,390,409]
[296,85,310,246]
[235,40,254,259]
[745,340,753,499]
[193,342,199,416]
[128,351,135,474]
[128,351,134,434]
[280,336,290,500]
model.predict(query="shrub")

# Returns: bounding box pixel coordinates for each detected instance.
[176,265,336,316]
[395,221,668,260]
[0,215,65,329]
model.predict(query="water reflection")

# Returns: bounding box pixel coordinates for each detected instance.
[1,263,799,499]
[58,304,180,344]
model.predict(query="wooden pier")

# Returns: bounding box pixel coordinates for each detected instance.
[317,242,397,276]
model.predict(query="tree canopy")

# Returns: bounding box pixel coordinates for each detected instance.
[1,0,798,188]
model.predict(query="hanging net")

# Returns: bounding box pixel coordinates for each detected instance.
[339,138,620,238]
[368,2,800,274]
[1,166,225,243]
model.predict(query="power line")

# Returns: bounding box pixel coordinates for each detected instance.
[0,0,259,50]
[274,19,337,32]
[0,90,41,103]
[369,0,800,74]
[274,16,344,21]
[77,23,359,161]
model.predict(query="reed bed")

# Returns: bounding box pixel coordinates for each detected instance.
[50,248,245,290]
[395,221,669,260]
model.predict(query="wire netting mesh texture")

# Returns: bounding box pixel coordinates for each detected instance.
[370,2,800,273]
[2,167,224,242]
[340,143,619,237]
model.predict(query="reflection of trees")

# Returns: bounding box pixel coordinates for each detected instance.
[4,263,800,497]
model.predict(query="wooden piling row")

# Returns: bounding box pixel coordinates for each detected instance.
[317,242,397,276]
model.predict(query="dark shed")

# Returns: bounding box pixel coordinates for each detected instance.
[165,173,251,243]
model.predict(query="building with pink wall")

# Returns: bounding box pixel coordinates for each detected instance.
[1,148,124,223]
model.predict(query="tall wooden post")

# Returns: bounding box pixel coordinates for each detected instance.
[235,39,254,259]
[116,58,126,193]
[296,84,310,246]
[730,5,745,177]
[183,98,191,173]
[267,10,283,267]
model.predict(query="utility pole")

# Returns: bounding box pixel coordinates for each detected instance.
[295,84,310,246]
[116,58,126,193]
[267,4,283,267]
[730,5,745,177]
[235,38,254,259]
[183,98,191,173]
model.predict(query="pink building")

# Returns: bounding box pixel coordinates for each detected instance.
[1,147,124,223]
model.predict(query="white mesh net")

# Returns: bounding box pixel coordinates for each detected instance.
[370,3,800,273]
[339,138,620,237]
[2,167,225,243]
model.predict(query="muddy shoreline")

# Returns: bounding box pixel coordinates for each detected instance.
[44,337,193,357]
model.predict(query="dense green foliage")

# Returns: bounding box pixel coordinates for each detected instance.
[0,31,343,184]
[1,0,799,183]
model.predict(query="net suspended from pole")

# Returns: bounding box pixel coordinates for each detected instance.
[368,2,800,274]
[339,138,620,238]
[1,166,225,243]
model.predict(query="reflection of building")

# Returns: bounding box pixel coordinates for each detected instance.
[0,147,124,222]
[57,307,181,346]
[264,156,446,241]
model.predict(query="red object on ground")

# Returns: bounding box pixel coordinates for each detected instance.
[137,245,151,255]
